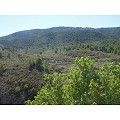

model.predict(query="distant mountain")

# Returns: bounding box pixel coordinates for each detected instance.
[0,27,120,48]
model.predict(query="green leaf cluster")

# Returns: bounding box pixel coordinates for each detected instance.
[29,57,44,72]
[26,57,120,105]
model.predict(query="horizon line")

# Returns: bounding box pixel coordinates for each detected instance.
[0,26,120,37]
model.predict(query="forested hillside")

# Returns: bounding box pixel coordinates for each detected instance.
[1,27,120,48]
[0,27,120,104]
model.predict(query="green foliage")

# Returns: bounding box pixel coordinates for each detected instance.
[29,59,36,71]
[29,57,44,72]
[24,84,29,89]
[69,57,98,104]
[14,78,41,104]
[26,57,120,105]
[55,48,58,53]
[25,73,70,105]
[36,58,43,68]
[35,58,44,72]
[0,52,2,59]
[64,39,120,56]
[1,27,120,105]
[98,62,120,104]
[15,86,21,92]
[43,61,49,73]
[0,64,5,76]
[1,27,120,52]
[7,53,10,58]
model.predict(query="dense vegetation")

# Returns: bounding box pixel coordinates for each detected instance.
[26,57,120,105]
[1,27,120,49]
[0,27,120,104]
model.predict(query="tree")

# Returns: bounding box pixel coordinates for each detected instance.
[0,52,2,59]
[55,48,58,53]
[25,57,120,105]
[7,53,10,58]
[29,59,36,71]
[0,64,5,76]
[35,58,44,72]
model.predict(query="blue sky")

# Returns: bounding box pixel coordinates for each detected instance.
[0,15,120,36]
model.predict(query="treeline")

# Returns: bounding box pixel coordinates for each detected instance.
[64,40,120,55]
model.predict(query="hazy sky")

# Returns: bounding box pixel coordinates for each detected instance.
[0,15,120,36]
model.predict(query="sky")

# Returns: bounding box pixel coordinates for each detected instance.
[0,15,120,36]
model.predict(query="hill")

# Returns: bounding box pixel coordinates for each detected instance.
[0,26,120,104]
[0,27,120,48]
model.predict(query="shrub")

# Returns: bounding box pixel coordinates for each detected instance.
[0,64,5,76]
[29,57,44,72]
[29,59,36,71]
[15,86,21,92]
[35,58,44,72]
[36,58,42,67]
[26,57,120,105]
[43,61,49,73]
[7,53,10,58]
[0,52,2,59]
[24,84,29,89]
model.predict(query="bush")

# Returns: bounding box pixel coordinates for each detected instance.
[0,64,5,76]
[0,53,2,59]
[15,86,21,92]
[29,57,45,72]
[43,61,49,73]
[29,59,36,71]
[36,58,42,68]
[26,57,120,105]
[35,58,44,72]
[24,84,29,89]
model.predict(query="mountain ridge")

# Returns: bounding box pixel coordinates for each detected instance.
[1,26,120,37]
[0,26,120,48]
